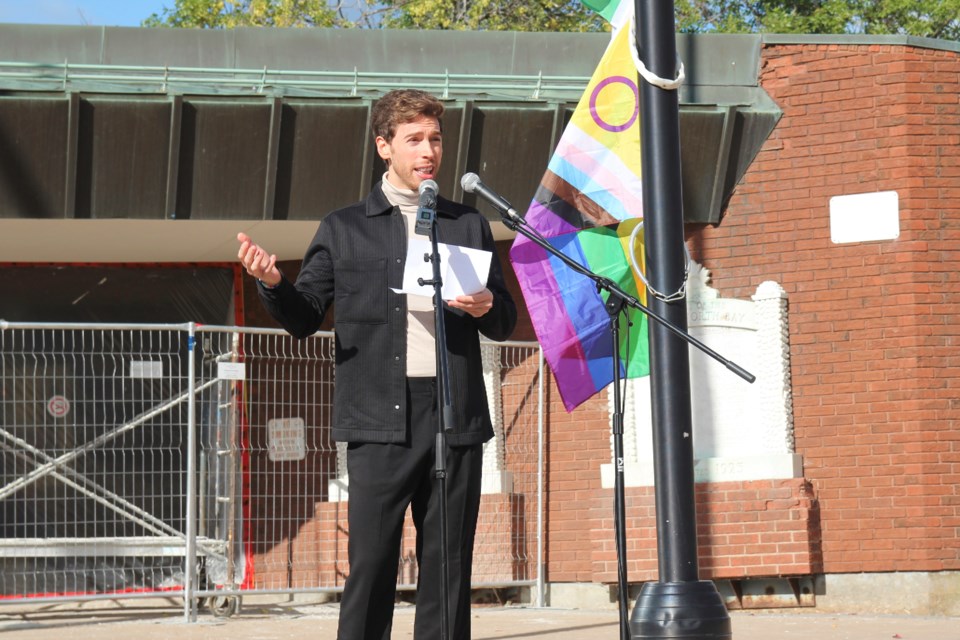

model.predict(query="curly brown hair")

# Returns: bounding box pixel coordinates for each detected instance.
[370,89,444,142]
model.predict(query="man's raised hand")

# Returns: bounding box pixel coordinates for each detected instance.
[237,232,281,286]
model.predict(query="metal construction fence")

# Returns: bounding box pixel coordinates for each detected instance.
[0,321,545,620]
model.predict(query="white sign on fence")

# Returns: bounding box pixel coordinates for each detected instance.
[217,362,246,380]
[130,360,164,378]
[267,417,306,462]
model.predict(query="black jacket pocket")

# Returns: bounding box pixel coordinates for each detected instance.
[335,258,388,324]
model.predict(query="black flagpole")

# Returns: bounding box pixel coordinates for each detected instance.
[630,0,731,638]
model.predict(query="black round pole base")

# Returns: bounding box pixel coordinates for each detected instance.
[630,581,731,639]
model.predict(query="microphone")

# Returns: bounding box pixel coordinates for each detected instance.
[415,179,438,236]
[460,173,523,225]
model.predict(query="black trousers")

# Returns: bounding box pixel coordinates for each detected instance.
[337,378,483,640]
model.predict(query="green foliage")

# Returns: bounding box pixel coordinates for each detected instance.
[378,0,606,32]
[142,0,959,40]
[853,0,960,39]
[674,0,959,39]
[143,0,606,31]
[143,0,341,28]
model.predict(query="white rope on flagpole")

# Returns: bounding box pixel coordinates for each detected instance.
[629,220,691,303]
[628,15,685,90]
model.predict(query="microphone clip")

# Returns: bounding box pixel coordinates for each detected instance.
[415,179,439,237]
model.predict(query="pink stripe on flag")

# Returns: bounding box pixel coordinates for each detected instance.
[554,134,644,217]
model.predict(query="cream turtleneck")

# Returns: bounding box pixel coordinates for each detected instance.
[380,175,437,378]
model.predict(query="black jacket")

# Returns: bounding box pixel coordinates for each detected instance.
[258,182,517,445]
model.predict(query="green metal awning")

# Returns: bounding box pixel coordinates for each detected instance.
[0,25,782,230]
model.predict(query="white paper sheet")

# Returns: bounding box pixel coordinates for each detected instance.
[395,238,492,299]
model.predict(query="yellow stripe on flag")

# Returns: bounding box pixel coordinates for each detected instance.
[567,24,641,178]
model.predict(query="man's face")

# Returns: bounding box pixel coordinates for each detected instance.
[376,114,443,192]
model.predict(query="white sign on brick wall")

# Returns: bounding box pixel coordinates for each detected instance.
[830,190,899,244]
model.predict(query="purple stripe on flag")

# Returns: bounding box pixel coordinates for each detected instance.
[523,200,579,238]
[547,233,617,389]
[510,236,605,411]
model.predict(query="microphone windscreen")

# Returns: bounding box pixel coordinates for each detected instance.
[418,179,438,208]
[460,173,480,193]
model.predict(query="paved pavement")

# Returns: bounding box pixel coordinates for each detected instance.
[1,597,959,639]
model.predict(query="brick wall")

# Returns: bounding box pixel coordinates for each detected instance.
[543,374,819,583]
[252,494,530,590]
[583,479,820,583]
[687,42,960,574]
[542,388,612,582]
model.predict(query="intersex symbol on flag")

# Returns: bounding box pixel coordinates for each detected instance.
[509,3,648,412]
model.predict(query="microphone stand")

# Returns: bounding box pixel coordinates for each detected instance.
[417,215,455,640]
[501,214,754,640]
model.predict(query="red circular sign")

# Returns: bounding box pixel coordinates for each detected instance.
[47,395,71,418]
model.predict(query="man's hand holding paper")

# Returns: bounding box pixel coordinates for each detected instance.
[397,237,493,299]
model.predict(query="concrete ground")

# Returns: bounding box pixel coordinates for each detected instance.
[1,597,959,640]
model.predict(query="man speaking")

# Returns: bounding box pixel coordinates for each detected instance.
[237,88,517,640]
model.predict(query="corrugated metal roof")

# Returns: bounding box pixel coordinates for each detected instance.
[0,24,792,262]
[0,25,773,99]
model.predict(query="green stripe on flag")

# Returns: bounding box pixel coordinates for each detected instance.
[581,0,621,24]
[575,223,650,379]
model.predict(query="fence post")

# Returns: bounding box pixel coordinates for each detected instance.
[184,323,199,622]
[536,347,546,608]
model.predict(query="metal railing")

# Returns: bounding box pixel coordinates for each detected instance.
[0,61,590,101]
[0,321,544,620]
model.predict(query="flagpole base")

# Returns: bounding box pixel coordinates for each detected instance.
[630,581,731,639]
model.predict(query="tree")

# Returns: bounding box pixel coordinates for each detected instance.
[144,0,606,31]
[375,0,606,32]
[675,0,959,39]
[143,0,959,40]
[852,0,960,40]
[143,0,342,28]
